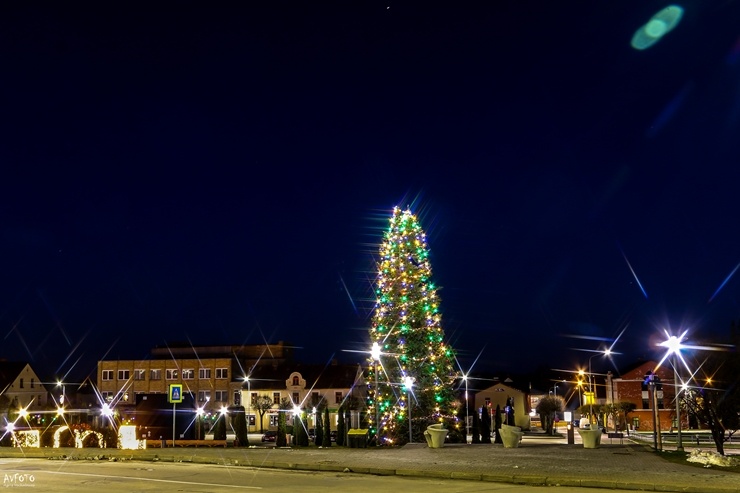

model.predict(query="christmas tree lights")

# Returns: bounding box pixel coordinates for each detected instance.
[368,206,458,444]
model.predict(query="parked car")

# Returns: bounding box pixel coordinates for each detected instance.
[261,431,277,442]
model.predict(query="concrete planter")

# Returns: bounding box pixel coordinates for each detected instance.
[424,423,449,448]
[577,428,602,449]
[499,424,523,448]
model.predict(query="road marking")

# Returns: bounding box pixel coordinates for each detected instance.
[11,469,262,489]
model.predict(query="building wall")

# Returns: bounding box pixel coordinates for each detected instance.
[613,361,678,432]
[97,357,235,411]
[474,383,530,429]
[1,364,48,411]
[241,372,362,433]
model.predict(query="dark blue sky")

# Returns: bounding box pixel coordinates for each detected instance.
[2,1,740,382]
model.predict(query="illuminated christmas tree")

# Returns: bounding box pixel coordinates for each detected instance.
[368,206,459,444]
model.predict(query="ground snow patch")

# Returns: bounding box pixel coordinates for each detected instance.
[686,449,739,468]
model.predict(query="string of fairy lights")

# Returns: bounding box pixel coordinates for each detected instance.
[367,207,458,443]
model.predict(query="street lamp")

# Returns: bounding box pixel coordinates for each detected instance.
[462,373,469,444]
[660,332,686,452]
[370,342,381,446]
[587,349,610,427]
[403,375,415,443]
[195,407,205,440]
[243,376,251,434]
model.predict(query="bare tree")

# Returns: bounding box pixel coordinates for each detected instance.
[254,395,275,434]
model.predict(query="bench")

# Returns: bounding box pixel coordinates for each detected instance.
[607,432,624,444]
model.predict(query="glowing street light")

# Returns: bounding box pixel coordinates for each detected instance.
[403,375,415,443]
[371,342,381,446]
[658,330,688,452]
[243,376,251,433]
[101,403,114,418]
[461,373,469,444]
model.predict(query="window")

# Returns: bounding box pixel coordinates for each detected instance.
[166,369,178,380]
[273,392,280,405]
[269,414,279,427]
[182,369,194,380]
[150,369,161,380]
[198,390,211,403]
[31,378,35,389]
[248,415,256,426]
[292,376,299,386]
[292,392,299,404]
[19,378,23,389]
[335,392,342,404]
[118,370,130,380]
[215,390,228,403]
[199,368,211,379]
[233,390,241,405]
[134,369,146,381]
[102,391,113,402]
[251,392,258,404]
[216,368,228,379]
[102,370,114,381]
[312,392,319,402]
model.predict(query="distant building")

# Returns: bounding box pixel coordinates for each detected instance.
[475,381,531,430]
[96,341,295,421]
[611,360,678,432]
[0,362,50,416]
[242,361,365,433]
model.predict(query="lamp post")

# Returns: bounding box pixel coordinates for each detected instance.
[670,346,684,451]
[660,332,686,452]
[462,374,469,444]
[371,342,381,446]
[403,376,414,443]
[244,376,251,434]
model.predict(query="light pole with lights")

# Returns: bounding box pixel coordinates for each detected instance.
[462,374,469,444]
[244,376,251,434]
[371,342,381,446]
[661,333,685,452]
[403,375,414,443]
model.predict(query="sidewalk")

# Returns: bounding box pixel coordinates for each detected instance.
[2,438,739,492]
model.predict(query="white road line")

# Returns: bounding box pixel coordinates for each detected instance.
[5,469,262,489]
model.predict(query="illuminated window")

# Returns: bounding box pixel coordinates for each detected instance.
[269,414,279,427]
[102,370,114,381]
[216,368,228,379]
[102,391,113,402]
[198,390,211,402]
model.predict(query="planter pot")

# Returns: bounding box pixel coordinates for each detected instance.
[577,428,602,449]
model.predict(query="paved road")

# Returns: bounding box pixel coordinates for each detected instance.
[1,434,738,493]
[0,457,642,493]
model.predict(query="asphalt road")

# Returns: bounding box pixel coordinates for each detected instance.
[0,457,630,493]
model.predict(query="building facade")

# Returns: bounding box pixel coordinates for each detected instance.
[96,342,294,421]
[612,360,679,432]
[241,362,365,433]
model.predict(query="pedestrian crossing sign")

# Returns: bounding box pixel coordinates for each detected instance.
[168,384,183,404]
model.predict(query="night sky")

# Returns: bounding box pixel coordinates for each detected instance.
[2,2,740,383]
